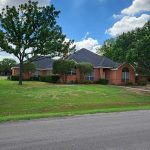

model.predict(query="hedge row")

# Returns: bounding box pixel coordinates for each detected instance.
[9,75,112,85]
[9,75,60,83]
[94,79,109,85]
[68,79,109,85]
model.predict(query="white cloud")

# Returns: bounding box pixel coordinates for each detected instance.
[121,0,150,15]
[106,14,150,36]
[75,37,101,53]
[0,37,101,60]
[0,0,50,12]
[83,32,90,39]
[108,0,150,37]
[0,51,18,61]
[112,14,123,19]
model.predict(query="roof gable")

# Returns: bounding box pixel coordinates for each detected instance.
[68,48,120,68]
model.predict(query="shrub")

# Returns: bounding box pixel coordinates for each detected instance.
[137,81,147,86]
[39,76,52,82]
[80,80,93,84]
[10,76,30,81]
[30,76,40,81]
[7,76,11,80]
[11,76,19,81]
[67,80,78,84]
[39,75,60,83]
[51,75,60,83]
[95,79,108,85]
[125,82,133,86]
[9,75,60,83]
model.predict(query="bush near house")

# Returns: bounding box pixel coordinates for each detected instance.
[136,81,147,86]
[30,76,40,81]
[10,76,19,81]
[94,79,109,85]
[80,80,93,84]
[39,75,60,83]
[9,75,60,83]
[39,76,52,82]
[51,75,60,83]
[124,82,133,86]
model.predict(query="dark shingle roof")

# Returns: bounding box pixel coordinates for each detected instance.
[33,56,54,70]
[14,56,54,70]
[14,49,122,70]
[68,48,121,68]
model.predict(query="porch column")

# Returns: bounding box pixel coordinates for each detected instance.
[100,68,106,79]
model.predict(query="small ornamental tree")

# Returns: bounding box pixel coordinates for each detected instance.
[76,62,93,81]
[0,0,75,85]
[53,59,76,83]
[0,58,16,75]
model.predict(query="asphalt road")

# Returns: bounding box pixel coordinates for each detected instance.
[1,110,150,150]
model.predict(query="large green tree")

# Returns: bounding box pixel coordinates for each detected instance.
[0,0,75,85]
[99,21,150,75]
[0,58,16,75]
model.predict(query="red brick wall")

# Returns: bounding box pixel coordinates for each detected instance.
[65,69,80,83]
[106,64,135,85]
[23,72,32,80]
[12,68,19,76]
[12,68,32,79]
[67,75,77,82]
[93,68,100,81]
[12,64,135,84]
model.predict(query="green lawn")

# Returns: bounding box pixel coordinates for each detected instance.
[0,76,150,122]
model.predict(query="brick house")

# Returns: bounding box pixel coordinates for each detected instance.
[11,48,135,85]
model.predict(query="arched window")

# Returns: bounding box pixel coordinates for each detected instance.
[122,67,129,83]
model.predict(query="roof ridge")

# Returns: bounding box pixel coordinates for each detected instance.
[34,56,53,62]
[78,48,102,58]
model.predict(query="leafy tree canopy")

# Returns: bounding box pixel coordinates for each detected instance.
[99,21,150,75]
[53,59,76,82]
[0,58,16,75]
[0,0,75,84]
[76,62,93,80]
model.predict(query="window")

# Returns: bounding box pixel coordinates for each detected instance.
[68,68,76,75]
[86,72,94,81]
[122,67,129,83]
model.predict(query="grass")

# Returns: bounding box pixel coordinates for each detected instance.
[0,76,150,122]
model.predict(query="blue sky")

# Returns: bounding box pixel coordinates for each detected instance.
[51,0,131,44]
[0,0,150,60]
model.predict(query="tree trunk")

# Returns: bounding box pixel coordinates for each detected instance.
[19,60,23,85]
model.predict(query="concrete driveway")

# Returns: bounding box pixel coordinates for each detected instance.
[0,110,150,150]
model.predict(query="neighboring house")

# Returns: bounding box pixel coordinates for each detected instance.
[11,48,135,85]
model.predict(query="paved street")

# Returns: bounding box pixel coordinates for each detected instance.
[0,110,150,150]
